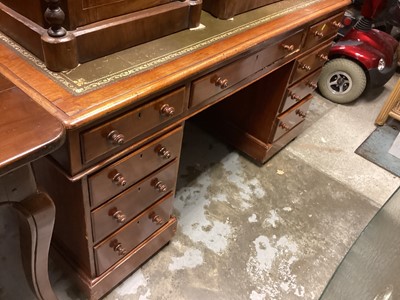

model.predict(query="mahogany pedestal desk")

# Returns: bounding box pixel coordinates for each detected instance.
[0,0,350,298]
[0,73,65,299]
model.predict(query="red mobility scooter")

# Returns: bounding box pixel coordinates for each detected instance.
[318,0,399,103]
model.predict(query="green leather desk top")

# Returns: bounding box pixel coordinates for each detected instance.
[0,0,321,95]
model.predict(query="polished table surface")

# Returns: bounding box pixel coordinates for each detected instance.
[0,73,65,176]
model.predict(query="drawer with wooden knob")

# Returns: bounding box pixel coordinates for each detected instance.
[290,41,332,84]
[280,69,321,113]
[81,87,186,163]
[190,54,257,108]
[304,12,344,50]
[256,29,304,70]
[94,193,174,275]
[91,160,179,243]
[272,96,313,142]
[88,126,183,208]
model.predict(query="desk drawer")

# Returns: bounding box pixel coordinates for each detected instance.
[81,87,186,163]
[281,69,321,113]
[273,96,312,142]
[290,42,331,84]
[256,29,304,70]
[304,12,343,50]
[88,126,183,208]
[91,160,178,243]
[94,194,174,275]
[190,55,257,108]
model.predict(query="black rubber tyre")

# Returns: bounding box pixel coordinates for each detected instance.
[318,58,367,104]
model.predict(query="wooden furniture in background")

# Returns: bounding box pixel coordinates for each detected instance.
[0,74,65,300]
[375,79,400,125]
[0,0,351,298]
[202,0,282,19]
[0,0,202,71]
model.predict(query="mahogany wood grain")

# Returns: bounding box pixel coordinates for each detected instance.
[1,0,181,30]
[0,73,65,175]
[91,161,179,243]
[203,0,282,19]
[0,0,203,71]
[0,0,351,128]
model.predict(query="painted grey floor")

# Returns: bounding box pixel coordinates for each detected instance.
[320,185,400,300]
[1,74,400,300]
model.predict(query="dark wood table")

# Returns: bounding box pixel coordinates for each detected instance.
[0,73,65,300]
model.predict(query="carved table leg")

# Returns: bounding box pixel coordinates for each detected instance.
[13,192,57,300]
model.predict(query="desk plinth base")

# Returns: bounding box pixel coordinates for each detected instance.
[51,217,177,300]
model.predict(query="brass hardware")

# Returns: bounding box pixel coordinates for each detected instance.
[215,77,229,89]
[306,81,318,89]
[298,63,311,71]
[282,44,295,51]
[160,104,175,117]
[156,146,171,159]
[289,91,302,102]
[112,172,127,186]
[150,213,164,225]
[109,208,126,224]
[331,21,343,29]
[279,122,290,132]
[314,31,324,38]
[317,53,329,62]
[154,180,168,192]
[296,109,307,118]
[107,130,125,145]
[110,240,127,256]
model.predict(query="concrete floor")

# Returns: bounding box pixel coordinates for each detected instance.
[1,74,400,300]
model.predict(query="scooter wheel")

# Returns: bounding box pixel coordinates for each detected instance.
[318,58,367,104]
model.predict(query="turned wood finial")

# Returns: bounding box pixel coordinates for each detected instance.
[44,0,67,37]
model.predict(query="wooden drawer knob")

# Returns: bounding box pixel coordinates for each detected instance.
[289,91,302,102]
[306,81,318,89]
[314,31,324,38]
[107,130,125,145]
[215,77,229,89]
[110,240,127,256]
[109,208,127,224]
[279,122,290,132]
[156,146,171,159]
[112,172,127,187]
[150,213,164,225]
[331,21,343,29]
[153,180,168,193]
[298,63,311,71]
[282,44,295,51]
[296,109,307,118]
[160,104,175,117]
[317,53,329,62]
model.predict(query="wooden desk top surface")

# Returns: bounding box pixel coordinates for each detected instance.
[0,74,65,175]
[0,0,350,129]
